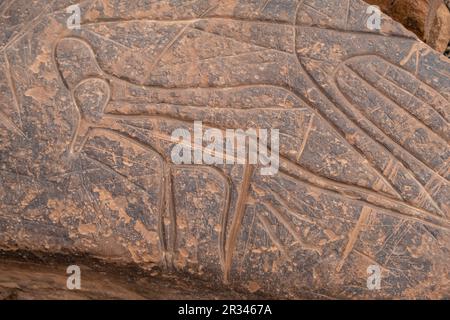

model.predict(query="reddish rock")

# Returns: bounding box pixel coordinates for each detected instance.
[367,0,450,52]
[0,0,449,299]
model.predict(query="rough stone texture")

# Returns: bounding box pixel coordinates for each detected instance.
[0,251,260,299]
[0,0,449,299]
[367,0,450,52]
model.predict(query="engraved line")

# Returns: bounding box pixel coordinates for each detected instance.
[336,206,372,272]
[3,51,23,130]
[257,214,292,262]
[297,114,314,162]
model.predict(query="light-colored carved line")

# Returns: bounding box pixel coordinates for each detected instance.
[80,127,168,264]
[400,42,421,66]
[365,50,449,119]
[376,220,405,254]
[218,171,232,272]
[237,201,257,271]
[1,0,56,52]
[110,100,295,111]
[344,0,351,30]
[256,185,315,224]
[174,164,232,273]
[341,65,449,186]
[203,18,297,51]
[167,48,272,66]
[257,215,292,262]
[45,168,99,180]
[224,164,254,283]
[383,158,399,182]
[420,224,439,242]
[81,121,233,268]
[158,161,169,268]
[147,23,190,76]
[3,51,23,130]
[83,144,158,170]
[82,145,143,167]
[371,66,449,130]
[108,112,302,147]
[293,31,404,201]
[56,36,444,224]
[164,164,177,264]
[336,207,372,272]
[437,158,450,177]
[199,3,219,18]
[429,96,450,123]
[423,63,450,78]
[297,114,314,162]
[295,25,417,41]
[266,178,354,226]
[350,65,450,145]
[112,118,256,164]
[327,59,447,215]
[81,16,300,28]
[383,223,411,265]
[191,25,294,54]
[53,37,313,112]
[82,153,149,194]
[261,201,322,254]
[69,77,110,153]
[109,109,306,151]
[83,28,137,51]
[353,249,390,274]
[0,0,16,17]
[258,0,272,16]
[78,159,107,224]
[278,162,450,231]
[98,62,446,232]
[0,108,25,137]
[293,0,306,26]
[303,3,332,19]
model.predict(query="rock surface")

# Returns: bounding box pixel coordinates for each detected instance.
[367,0,450,52]
[0,250,258,299]
[0,0,449,299]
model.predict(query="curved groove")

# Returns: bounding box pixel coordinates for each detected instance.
[278,162,450,232]
[260,201,322,254]
[54,36,315,109]
[344,63,449,150]
[0,108,25,137]
[330,58,448,212]
[332,63,449,185]
[294,27,447,215]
